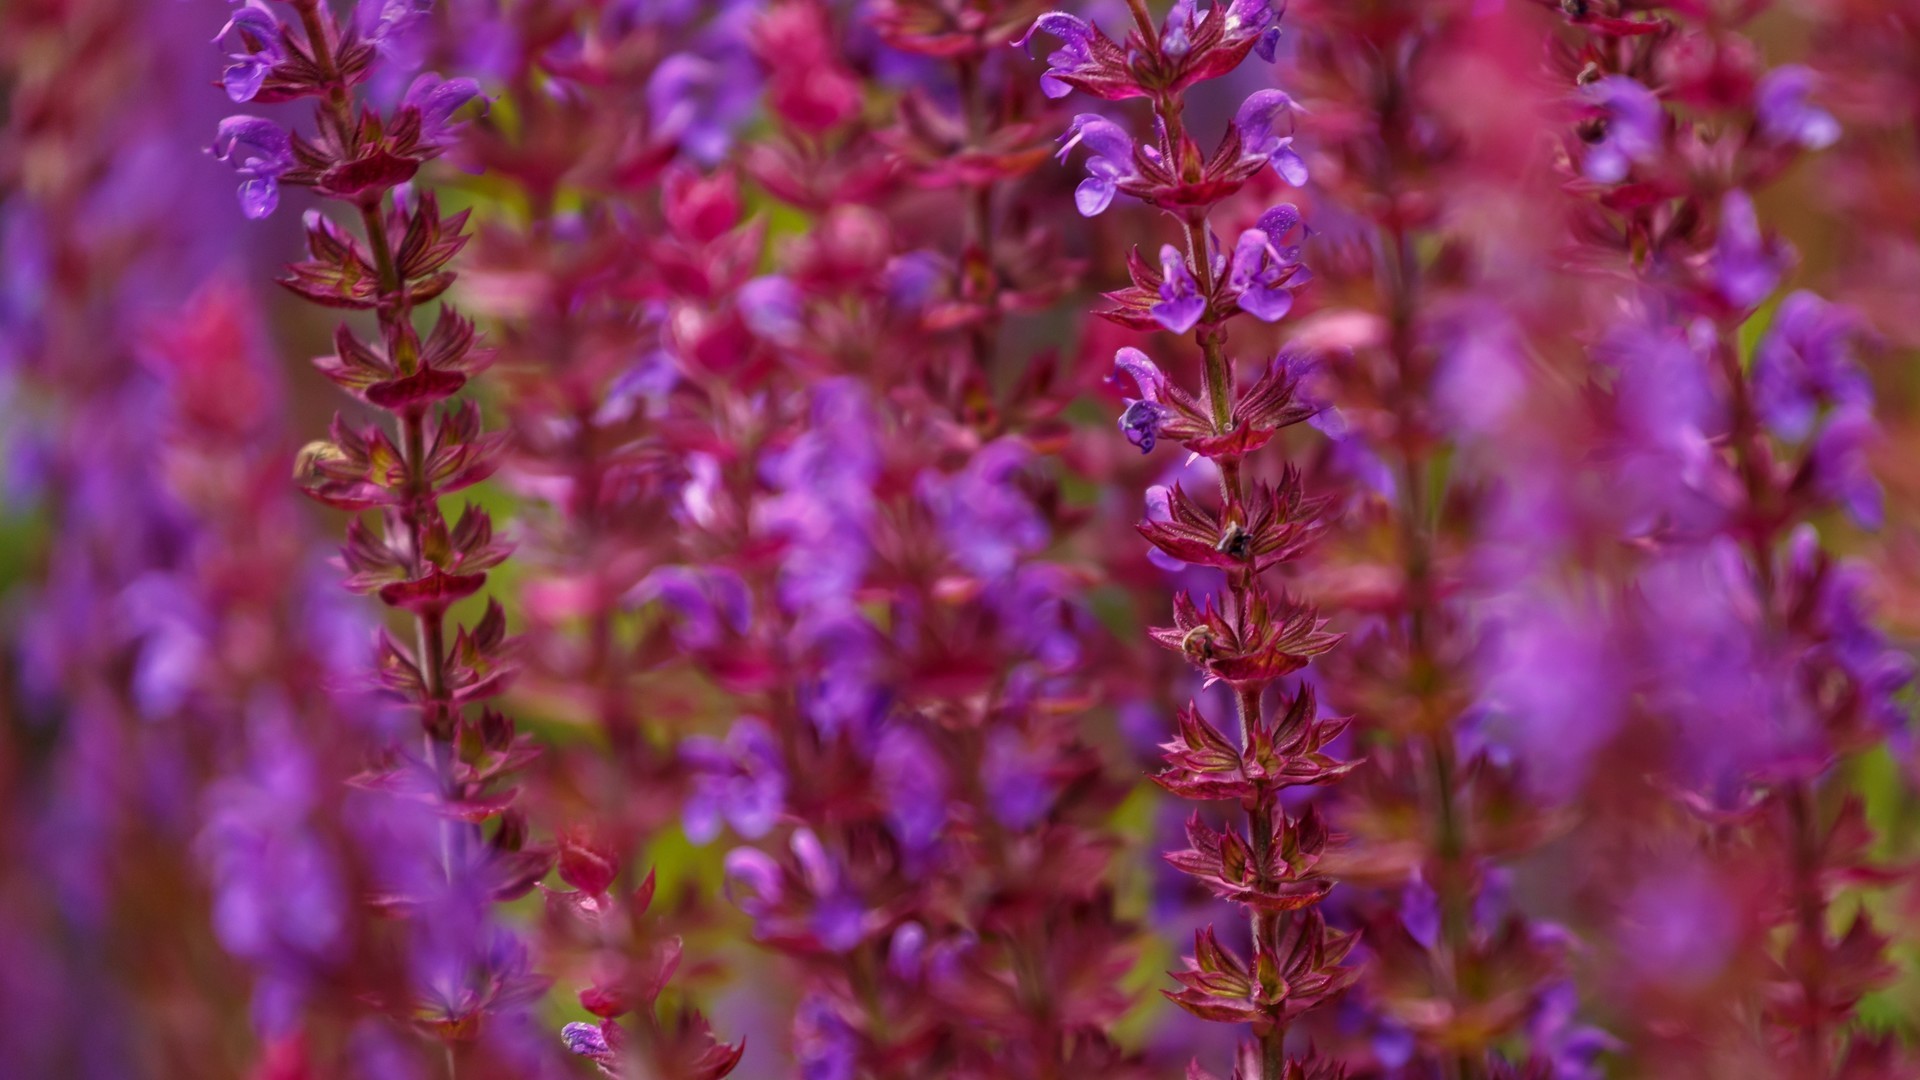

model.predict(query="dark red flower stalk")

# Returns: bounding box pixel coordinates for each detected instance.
[1024,3,1358,1075]
[213,1,556,1068]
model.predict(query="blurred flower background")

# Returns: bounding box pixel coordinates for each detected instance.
[3,0,1920,1078]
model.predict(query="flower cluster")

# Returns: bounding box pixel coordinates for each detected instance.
[1545,0,1913,1071]
[213,0,564,1068]
[1025,4,1362,1076]
[11,0,1920,1075]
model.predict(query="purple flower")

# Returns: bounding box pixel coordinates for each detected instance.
[1234,89,1308,185]
[1226,204,1307,323]
[1751,291,1868,442]
[794,995,860,1080]
[739,275,805,343]
[210,116,293,219]
[561,1022,615,1067]
[632,565,752,649]
[1120,400,1171,453]
[683,719,788,843]
[1578,76,1662,183]
[1597,321,1731,534]
[648,48,764,165]
[1797,537,1916,735]
[1808,405,1884,529]
[760,379,878,617]
[884,250,946,310]
[1014,12,1098,100]
[1529,982,1621,1079]
[981,727,1057,830]
[198,705,349,1035]
[1057,114,1139,217]
[1113,346,1172,453]
[875,727,949,858]
[790,829,865,951]
[1400,873,1440,949]
[918,439,1048,579]
[357,0,435,72]
[401,73,486,149]
[1478,597,1624,796]
[1226,0,1285,62]
[1153,244,1207,333]
[212,2,284,103]
[1162,0,1200,59]
[1709,191,1787,310]
[1756,65,1840,151]
[724,847,784,916]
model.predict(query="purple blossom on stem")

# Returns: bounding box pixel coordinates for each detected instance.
[1755,65,1840,151]
[401,72,486,149]
[1013,12,1098,100]
[1226,0,1286,62]
[1227,205,1308,323]
[212,2,285,104]
[1233,89,1308,185]
[1057,114,1140,217]
[1114,346,1172,453]
[1709,191,1788,310]
[1153,244,1207,333]
[1807,405,1884,529]
[1751,291,1869,442]
[918,440,1049,580]
[209,116,293,219]
[683,719,788,843]
[1577,76,1662,183]
[357,0,435,71]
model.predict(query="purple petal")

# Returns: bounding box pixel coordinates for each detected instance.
[1014,11,1092,55]
[1144,292,1205,334]
[238,177,280,220]
[1075,177,1116,216]
[1271,141,1309,186]
[1238,285,1294,323]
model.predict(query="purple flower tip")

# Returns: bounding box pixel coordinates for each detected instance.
[561,1022,610,1058]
